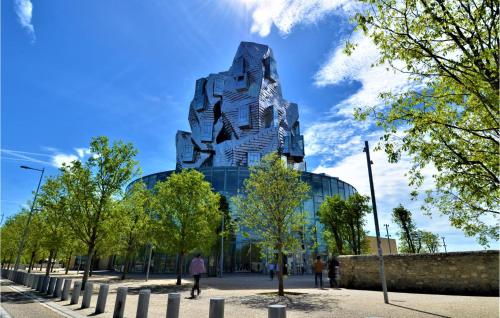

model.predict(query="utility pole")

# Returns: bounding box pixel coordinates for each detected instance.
[441,237,447,253]
[364,141,389,304]
[14,166,44,271]
[384,224,392,254]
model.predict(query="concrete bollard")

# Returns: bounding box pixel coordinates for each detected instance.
[54,277,64,298]
[41,275,50,293]
[47,277,57,295]
[61,279,72,301]
[95,284,109,314]
[209,297,225,318]
[70,281,82,305]
[26,274,33,287]
[166,293,181,318]
[113,287,127,318]
[81,282,94,309]
[32,275,39,289]
[136,289,151,318]
[36,275,41,291]
[268,305,286,318]
[36,275,44,291]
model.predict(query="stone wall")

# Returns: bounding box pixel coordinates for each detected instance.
[339,250,499,295]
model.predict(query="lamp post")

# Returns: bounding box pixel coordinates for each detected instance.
[384,224,392,254]
[14,165,45,271]
[363,141,389,304]
[220,212,224,277]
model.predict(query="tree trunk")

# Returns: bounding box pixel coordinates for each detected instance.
[7,255,13,270]
[176,253,184,285]
[121,252,130,280]
[332,227,343,255]
[82,245,94,289]
[50,250,58,272]
[65,251,72,275]
[28,251,36,273]
[277,250,284,296]
[90,249,98,277]
[45,250,55,277]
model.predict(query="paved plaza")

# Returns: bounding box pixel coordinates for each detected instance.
[1,270,498,318]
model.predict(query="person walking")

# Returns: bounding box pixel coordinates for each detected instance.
[268,263,275,280]
[328,256,340,288]
[313,256,324,288]
[189,254,205,299]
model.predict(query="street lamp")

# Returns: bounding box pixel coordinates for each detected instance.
[363,141,389,304]
[14,165,45,270]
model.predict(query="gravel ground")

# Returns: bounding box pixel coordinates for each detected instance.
[4,270,499,318]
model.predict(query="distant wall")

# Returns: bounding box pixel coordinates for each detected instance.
[339,250,499,295]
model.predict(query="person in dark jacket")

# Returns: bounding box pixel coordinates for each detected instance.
[328,256,340,288]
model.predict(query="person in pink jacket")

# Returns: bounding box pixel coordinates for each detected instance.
[189,254,206,298]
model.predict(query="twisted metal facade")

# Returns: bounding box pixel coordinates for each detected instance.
[176,42,305,169]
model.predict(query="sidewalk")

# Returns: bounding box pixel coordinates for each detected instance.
[3,270,499,317]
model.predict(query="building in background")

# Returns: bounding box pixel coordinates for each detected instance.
[125,42,358,275]
[365,236,398,255]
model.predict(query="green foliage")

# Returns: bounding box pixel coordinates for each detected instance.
[38,176,74,274]
[1,211,29,265]
[116,182,152,279]
[152,169,221,285]
[353,0,499,245]
[392,204,418,253]
[233,152,309,295]
[319,193,370,255]
[59,136,139,286]
[420,230,441,253]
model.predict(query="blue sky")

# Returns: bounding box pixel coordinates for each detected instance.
[2,0,494,251]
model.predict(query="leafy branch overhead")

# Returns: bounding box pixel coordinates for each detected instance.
[353,0,499,245]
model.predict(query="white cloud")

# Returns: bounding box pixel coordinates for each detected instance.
[314,32,412,116]
[75,148,92,159]
[240,0,357,37]
[52,154,79,168]
[14,0,35,40]
[51,148,92,168]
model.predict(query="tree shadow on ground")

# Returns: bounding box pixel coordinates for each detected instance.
[225,292,338,312]
[127,284,191,294]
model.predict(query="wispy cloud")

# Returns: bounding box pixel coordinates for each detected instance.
[1,147,92,168]
[1,149,51,165]
[240,0,358,37]
[314,32,412,116]
[14,0,35,41]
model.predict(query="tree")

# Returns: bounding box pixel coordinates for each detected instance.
[392,204,418,253]
[60,136,138,287]
[319,195,348,255]
[234,152,309,296]
[20,208,46,272]
[152,169,220,285]
[420,230,441,253]
[344,193,370,255]
[38,176,72,276]
[1,211,30,269]
[353,0,499,245]
[116,182,152,279]
[319,193,370,255]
